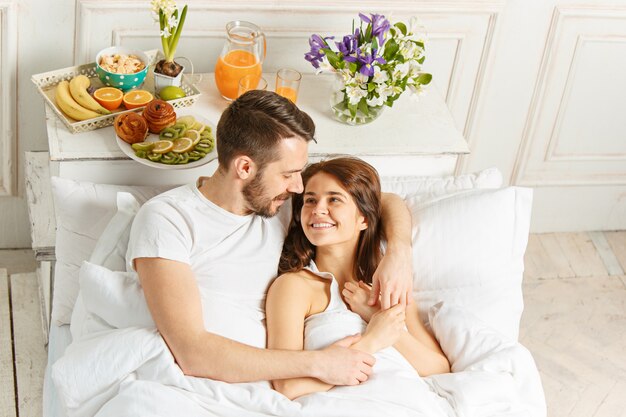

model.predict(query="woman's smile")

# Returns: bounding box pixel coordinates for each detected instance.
[310,222,336,229]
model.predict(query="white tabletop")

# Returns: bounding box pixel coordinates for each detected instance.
[45,73,468,161]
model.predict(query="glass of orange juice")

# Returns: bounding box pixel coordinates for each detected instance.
[215,21,266,101]
[275,68,301,103]
[238,75,268,97]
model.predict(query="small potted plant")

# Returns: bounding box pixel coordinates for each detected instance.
[151,0,188,89]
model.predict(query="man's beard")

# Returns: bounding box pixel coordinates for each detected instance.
[242,171,291,218]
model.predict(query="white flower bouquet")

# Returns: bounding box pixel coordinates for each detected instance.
[305,13,432,124]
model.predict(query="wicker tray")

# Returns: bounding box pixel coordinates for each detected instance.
[31,50,201,134]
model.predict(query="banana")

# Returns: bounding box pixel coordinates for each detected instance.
[55,80,101,121]
[69,75,111,115]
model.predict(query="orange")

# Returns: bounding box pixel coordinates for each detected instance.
[93,87,123,111]
[123,90,154,109]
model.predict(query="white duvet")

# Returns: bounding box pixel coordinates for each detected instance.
[53,262,546,417]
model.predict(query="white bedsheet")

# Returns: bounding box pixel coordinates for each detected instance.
[52,262,546,417]
[44,323,72,417]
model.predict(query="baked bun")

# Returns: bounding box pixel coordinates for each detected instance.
[114,112,149,144]
[142,99,176,133]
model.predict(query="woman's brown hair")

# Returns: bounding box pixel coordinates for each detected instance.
[278,157,383,284]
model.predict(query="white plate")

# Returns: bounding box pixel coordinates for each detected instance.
[115,109,217,170]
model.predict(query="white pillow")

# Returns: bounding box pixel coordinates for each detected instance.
[409,186,533,341]
[380,167,502,199]
[51,177,171,325]
[71,192,144,338]
[78,261,153,329]
[89,192,142,271]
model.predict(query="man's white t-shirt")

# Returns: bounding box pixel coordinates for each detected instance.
[126,181,291,348]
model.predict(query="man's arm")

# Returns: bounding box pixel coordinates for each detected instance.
[135,257,375,384]
[370,192,413,308]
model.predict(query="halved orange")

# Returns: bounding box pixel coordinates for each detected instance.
[123,90,154,110]
[93,87,123,111]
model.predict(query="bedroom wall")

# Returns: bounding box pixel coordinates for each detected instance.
[1,0,625,247]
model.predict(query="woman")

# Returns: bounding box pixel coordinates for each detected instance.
[266,157,450,400]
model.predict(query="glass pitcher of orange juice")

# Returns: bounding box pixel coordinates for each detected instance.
[215,21,266,100]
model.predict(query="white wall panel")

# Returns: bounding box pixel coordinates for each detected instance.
[0,1,17,196]
[514,7,626,186]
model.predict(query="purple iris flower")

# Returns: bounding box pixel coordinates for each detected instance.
[356,49,386,77]
[336,33,358,56]
[305,34,332,68]
[359,13,391,46]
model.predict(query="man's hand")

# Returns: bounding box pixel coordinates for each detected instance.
[369,243,413,309]
[313,335,376,386]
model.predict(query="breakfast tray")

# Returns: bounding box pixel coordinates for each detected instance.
[31,50,201,134]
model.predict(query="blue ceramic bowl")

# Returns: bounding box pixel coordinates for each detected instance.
[95,47,150,91]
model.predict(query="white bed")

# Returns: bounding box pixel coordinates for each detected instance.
[43,168,547,417]
[44,324,71,417]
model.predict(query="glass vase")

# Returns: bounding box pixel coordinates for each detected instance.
[329,78,384,126]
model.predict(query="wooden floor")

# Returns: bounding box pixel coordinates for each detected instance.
[1,233,626,417]
[521,231,626,417]
[1,249,46,417]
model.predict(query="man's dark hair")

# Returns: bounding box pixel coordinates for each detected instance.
[216,90,316,169]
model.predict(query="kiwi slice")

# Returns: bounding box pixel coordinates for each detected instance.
[131,141,155,152]
[176,115,196,129]
[159,127,179,140]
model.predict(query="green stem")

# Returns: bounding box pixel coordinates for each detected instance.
[159,10,170,62]
[166,4,187,62]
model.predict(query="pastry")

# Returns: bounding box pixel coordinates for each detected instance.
[143,99,176,133]
[114,112,149,144]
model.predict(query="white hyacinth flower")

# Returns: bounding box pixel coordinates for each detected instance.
[346,84,368,105]
[151,0,178,28]
[168,16,179,31]
[160,28,172,38]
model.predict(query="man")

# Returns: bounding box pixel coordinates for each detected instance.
[127,90,413,387]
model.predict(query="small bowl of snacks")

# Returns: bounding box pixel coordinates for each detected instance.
[95,46,150,91]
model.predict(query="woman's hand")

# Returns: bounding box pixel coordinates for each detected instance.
[359,304,406,353]
[343,281,379,322]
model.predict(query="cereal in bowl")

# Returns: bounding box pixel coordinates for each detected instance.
[99,54,146,74]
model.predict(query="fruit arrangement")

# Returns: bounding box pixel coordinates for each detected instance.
[54,75,155,121]
[114,99,215,166]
